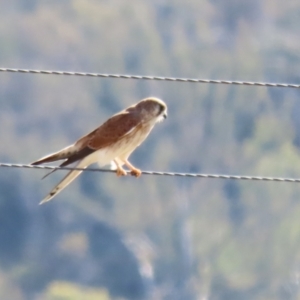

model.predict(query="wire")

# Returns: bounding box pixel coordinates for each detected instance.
[1,162,300,183]
[1,68,299,182]
[0,67,300,89]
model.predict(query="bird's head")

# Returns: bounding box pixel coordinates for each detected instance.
[134,97,167,123]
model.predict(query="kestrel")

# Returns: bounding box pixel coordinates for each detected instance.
[32,97,167,204]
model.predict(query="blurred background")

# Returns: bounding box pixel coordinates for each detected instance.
[1,0,300,299]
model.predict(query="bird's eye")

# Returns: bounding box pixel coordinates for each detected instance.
[158,104,165,116]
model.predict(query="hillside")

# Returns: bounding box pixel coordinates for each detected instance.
[1,1,300,299]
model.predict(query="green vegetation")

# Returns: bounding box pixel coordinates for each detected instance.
[40,281,110,300]
[1,0,300,299]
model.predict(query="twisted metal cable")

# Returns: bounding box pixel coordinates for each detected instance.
[1,162,300,183]
[1,68,300,89]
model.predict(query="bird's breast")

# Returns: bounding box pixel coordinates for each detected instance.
[92,122,155,166]
[112,123,155,157]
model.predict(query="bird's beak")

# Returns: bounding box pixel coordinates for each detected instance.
[163,112,167,119]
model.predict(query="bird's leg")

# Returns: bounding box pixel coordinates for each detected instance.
[123,160,142,177]
[113,159,127,177]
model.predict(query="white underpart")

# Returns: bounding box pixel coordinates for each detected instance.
[109,160,117,170]
[156,115,165,123]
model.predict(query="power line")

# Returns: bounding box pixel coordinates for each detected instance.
[1,162,300,183]
[0,67,300,89]
[1,68,299,182]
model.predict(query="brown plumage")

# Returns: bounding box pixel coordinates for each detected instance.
[32,97,167,204]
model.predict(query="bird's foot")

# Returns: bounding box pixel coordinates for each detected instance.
[116,167,127,177]
[130,168,142,177]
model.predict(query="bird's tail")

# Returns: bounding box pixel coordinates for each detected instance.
[39,158,88,205]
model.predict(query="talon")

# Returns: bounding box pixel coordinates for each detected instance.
[116,168,127,177]
[130,168,142,177]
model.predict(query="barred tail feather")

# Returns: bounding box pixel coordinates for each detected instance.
[39,158,88,205]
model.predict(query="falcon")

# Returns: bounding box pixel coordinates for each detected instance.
[32,97,167,204]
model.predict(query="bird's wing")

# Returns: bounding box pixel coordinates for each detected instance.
[76,111,142,150]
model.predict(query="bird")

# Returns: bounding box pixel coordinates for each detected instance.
[31,97,167,204]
